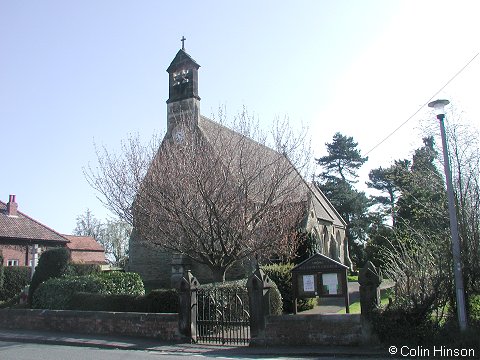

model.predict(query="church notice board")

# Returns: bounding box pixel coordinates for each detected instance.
[291,253,349,314]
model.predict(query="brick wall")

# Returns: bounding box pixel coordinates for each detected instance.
[0,309,183,342]
[0,245,28,266]
[264,314,366,346]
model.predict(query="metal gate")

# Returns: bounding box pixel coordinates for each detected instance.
[195,287,250,345]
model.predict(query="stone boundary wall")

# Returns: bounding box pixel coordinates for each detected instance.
[264,314,368,346]
[0,309,183,342]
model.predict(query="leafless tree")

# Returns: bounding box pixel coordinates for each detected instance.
[86,109,311,281]
[84,133,160,225]
[444,117,480,298]
[73,209,131,267]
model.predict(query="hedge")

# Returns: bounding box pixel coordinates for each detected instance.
[28,247,70,305]
[67,263,102,276]
[262,263,315,313]
[69,289,179,313]
[0,252,4,291]
[32,271,145,310]
[0,266,30,301]
[199,278,283,316]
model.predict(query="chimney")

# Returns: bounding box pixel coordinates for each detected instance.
[7,194,18,216]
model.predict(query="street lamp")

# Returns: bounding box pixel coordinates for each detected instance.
[428,99,468,331]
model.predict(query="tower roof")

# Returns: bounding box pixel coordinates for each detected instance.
[166,49,200,73]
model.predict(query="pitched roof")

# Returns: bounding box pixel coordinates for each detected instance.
[308,182,346,227]
[166,49,200,73]
[197,116,345,226]
[0,200,68,243]
[63,234,107,264]
[197,116,308,204]
[63,235,105,252]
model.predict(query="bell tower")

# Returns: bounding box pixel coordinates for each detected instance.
[166,38,201,135]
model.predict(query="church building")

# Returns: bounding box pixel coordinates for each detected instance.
[127,44,351,287]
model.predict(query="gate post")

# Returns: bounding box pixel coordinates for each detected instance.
[177,270,199,342]
[246,265,272,346]
[359,261,382,317]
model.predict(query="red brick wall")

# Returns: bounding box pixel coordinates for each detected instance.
[0,309,183,342]
[0,245,28,266]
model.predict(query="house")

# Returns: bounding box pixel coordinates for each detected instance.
[63,235,107,265]
[127,46,351,286]
[0,195,68,267]
[0,195,106,268]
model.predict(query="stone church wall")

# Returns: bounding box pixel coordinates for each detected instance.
[128,234,256,287]
[127,235,172,288]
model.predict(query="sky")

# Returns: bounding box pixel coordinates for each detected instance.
[1,0,479,234]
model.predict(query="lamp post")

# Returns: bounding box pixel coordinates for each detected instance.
[428,99,468,331]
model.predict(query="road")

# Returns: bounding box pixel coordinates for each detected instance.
[0,340,379,360]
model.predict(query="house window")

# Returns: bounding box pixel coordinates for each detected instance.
[7,259,19,266]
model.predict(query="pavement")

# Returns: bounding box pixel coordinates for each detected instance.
[0,328,388,358]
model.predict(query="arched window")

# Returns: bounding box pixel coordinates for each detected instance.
[336,230,342,262]
[329,234,338,260]
[323,227,329,255]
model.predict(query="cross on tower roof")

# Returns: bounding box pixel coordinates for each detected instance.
[181,36,186,50]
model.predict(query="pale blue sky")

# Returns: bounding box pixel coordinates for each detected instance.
[1,1,479,234]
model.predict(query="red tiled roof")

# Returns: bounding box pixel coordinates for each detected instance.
[0,200,68,243]
[63,235,105,252]
[63,234,107,264]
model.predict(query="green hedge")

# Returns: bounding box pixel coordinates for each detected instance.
[28,247,70,305]
[469,294,480,324]
[143,289,179,313]
[262,263,315,313]
[69,289,179,313]
[67,263,102,276]
[0,266,30,301]
[199,278,283,316]
[32,271,145,310]
[90,271,145,295]
[0,252,4,290]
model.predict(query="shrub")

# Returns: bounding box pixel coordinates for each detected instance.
[69,292,140,312]
[370,304,438,346]
[0,252,4,291]
[262,263,315,313]
[0,266,30,301]
[28,247,70,305]
[199,278,283,317]
[67,263,102,276]
[143,289,179,313]
[95,271,145,295]
[469,294,480,324]
[69,289,179,313]
[32,271,145,309]
[33,276,102,309]
[268,281,283,315]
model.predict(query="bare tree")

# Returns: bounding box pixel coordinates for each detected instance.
[86,109,311,281]
[73,209,131,268]
[445,118,480,298]
[84,133,160,225]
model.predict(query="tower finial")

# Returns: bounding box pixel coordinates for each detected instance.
[181,36,186,50]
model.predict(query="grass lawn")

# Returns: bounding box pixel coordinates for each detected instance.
[347,274,358,282]
[337,288,393,314]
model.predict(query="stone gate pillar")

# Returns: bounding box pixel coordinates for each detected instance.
[246,265,272,345]
[359,261,382,317]
[177,270,199,342]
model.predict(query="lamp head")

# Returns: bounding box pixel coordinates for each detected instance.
[428,99,450,116]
